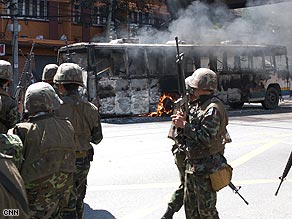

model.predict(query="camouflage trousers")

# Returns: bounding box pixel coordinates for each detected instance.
[184,171,219,219]
[168,149,186,212]
[75,156,90,219]
[25,172,74,219]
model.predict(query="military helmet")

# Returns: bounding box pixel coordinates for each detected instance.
[42,64,58,82]
[53,63,83,86]
[24,82,63,114]
[0,60,12,81]
[186,68,217,91]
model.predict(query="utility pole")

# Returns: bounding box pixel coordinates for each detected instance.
[11,0,19,94]
[105,0,113,42]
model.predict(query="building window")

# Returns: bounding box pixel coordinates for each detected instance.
[91,6,107,26]
[16,0,48,20]
[72,3,81,24]
[130,11,154,26]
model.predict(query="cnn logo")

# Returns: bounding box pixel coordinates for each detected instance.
[2,209,19,217]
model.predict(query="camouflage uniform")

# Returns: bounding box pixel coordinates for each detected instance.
[42,63,58,85]
[12,82,76,219]
[0,133,24,170]
[172,68,231,219]
[54,63,103,219]
[0,153,29,219]
[0,60,18,133]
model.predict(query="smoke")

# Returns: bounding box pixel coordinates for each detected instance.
[136,1,292,52]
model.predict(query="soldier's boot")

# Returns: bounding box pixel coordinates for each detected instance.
[161,206,175,219]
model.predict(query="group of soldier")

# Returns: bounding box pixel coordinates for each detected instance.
[0,56,234,219]
[0,60,103,219]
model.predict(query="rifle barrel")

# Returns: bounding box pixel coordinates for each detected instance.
[274,151,292,196]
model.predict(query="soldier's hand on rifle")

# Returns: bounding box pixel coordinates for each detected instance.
[171,111,186,128]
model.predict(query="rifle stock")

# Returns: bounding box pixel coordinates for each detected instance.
[275,151,292,196]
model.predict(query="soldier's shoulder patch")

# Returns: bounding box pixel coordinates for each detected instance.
[205,107,218,116]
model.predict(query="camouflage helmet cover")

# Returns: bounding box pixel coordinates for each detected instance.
[0,60,12,81]
[186,68,217,91]
[53,63,83,86]
[42,64,58,82]
[24,82,63,114]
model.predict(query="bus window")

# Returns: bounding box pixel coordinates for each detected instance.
[185,57,196,76]
[95,50,113,76]
[128,48,145,76]
[234,55,240,70]
[264,55,275,69]
[253,56,264,70]
[200,57,210,68]
[240,56,249,70]
[217,55,224,72]
[226,55,234,71]
[209,55,217,72]
[145,48,161,76]
[112,50,127,76]
[275,55,287,70]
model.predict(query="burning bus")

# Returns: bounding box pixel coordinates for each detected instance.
[57,39,291,117]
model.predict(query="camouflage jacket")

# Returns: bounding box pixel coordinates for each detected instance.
[184,94,231,174]
[55,91,103,151]
[13,113,76,183]
[0,88,19,133]
[0,133,24,170]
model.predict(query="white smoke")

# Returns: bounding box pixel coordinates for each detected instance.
[136,0,292,52]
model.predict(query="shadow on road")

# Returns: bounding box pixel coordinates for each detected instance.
[83,203,116,219]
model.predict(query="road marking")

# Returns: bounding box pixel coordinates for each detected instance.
[230,139,279,168]
[120,194,170,219]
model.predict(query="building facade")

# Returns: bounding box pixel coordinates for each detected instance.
[0,0,170,81]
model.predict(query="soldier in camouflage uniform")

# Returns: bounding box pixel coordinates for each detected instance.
[171,68,231,219]
[0,95,24,170]
[12,82,77,219]
[54,63,103,219]
[42,63,58,85]
[0,60,19,133]
[0,96,29,218]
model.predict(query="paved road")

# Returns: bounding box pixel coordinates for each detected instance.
[84,102,292,219]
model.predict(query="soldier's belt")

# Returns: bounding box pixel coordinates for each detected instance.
[76,150,89,158]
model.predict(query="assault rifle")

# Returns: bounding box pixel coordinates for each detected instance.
[168,36,189,139]
[275,151,292,196]
[229,182,249,205]
[14,42,35,120]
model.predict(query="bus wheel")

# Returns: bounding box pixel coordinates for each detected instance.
[229,101,244,109]
[261,87,279,110]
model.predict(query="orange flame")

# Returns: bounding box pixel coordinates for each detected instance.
[148,93,176,117]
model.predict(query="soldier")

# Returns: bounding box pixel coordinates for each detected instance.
[162,76,198,219]
[12,82,77,219]
[0,60,18,133]
[42,63,58,85]
[54,62,103,219]
[0,96,29,219]
[171,68,232,218]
